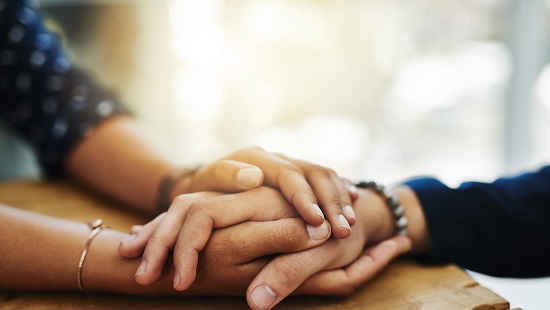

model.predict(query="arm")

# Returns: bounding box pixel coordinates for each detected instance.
[119,187,332,289]
[404,165,550,277]
[242,185,418,309]
[119,184,416,307]
[0,1,355,232]
[0,1,263,215]
[0,203,324,295]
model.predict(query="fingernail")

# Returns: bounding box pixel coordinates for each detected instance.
[306,220,331,240]
[251,284,277,310]
[135,260,147,277]
[338,214,351,230]
[173,267,181,288]
[131,225,143,233]
[343,205,356,220]
[312,203,325,219]
[121,233,137,243]
[237,167,262,187]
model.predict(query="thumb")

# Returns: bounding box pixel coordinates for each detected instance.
[187,160,264,193]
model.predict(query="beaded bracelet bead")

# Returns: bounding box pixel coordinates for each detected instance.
[355,181,408,236]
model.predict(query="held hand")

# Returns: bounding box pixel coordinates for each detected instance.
[186,218,327,295]
[119,187,332,290]
[206,147,357,238]
[246,236,411,309]
[244,187,412,309]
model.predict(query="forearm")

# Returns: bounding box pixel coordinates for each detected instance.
[0,204,175,294]
[65,116,178,216]
[0,204,91,290]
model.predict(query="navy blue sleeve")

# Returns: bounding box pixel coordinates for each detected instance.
[405,166,550,278]
[0,0,129,177]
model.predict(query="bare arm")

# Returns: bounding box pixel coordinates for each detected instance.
[65,116,175,216]
[65,117,356,236]
[0,203,324,295]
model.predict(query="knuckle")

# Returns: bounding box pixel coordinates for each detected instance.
[147,234,171,253]
[186,203,202,217]
[186,201,213,222]
[249,145,265,152]
[278,167,304,180]
[325,167,338,176]
[273,223,301,251]
[325,196,342,208]
[173,194,194,207]
[275,258,307,288]
[309,164,330,176]
[236,146,264,157]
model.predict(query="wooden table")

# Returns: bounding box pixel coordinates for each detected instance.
[0,181,511,309]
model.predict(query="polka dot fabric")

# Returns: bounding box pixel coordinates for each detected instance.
[0,0,129,177]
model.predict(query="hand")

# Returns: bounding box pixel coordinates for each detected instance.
[116,219,408,298]
[119,187,332,290]
[243,187,413,309]
[190,227,408,297]
[180,147,357,239]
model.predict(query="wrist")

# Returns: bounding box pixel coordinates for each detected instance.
[83,229,176,295]
[355,188,395,245]
[156,169,196,213]
[392,186,431,254]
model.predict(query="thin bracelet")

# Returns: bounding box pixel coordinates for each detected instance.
[355,181,408,236]
[77,218,105,292]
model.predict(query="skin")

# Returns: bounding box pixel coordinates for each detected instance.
[66,116,355,234]
[244,185,431,309]
[119,185,431,308]
[3,114,429,303]
[121,188,332,289]
[0,197,408,296]
[0,203,322,293]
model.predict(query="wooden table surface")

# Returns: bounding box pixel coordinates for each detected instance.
[0,181,511,309]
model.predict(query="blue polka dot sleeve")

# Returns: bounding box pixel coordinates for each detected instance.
[0,0,130,177]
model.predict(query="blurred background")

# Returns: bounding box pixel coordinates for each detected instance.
[13,0,550,307]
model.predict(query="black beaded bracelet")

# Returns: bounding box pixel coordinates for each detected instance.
[355,181,408,236]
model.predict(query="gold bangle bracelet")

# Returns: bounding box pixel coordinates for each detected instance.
[77,218,105,292]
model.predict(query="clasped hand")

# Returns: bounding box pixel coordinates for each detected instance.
[119,148,411,309]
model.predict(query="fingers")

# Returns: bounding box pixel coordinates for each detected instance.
[277,155,355,238]
[246,242,334,310]
[305,165,354,238]
[172,187,323,291]
[230,148,326,226]
[297,236,412,296]
[187,160,264,193]
[118,213,165,258]
[130,225,143,235]
[246,236,411,309]
[188,218,331,295]
[207,217,331,265]
[132,192,220,286]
